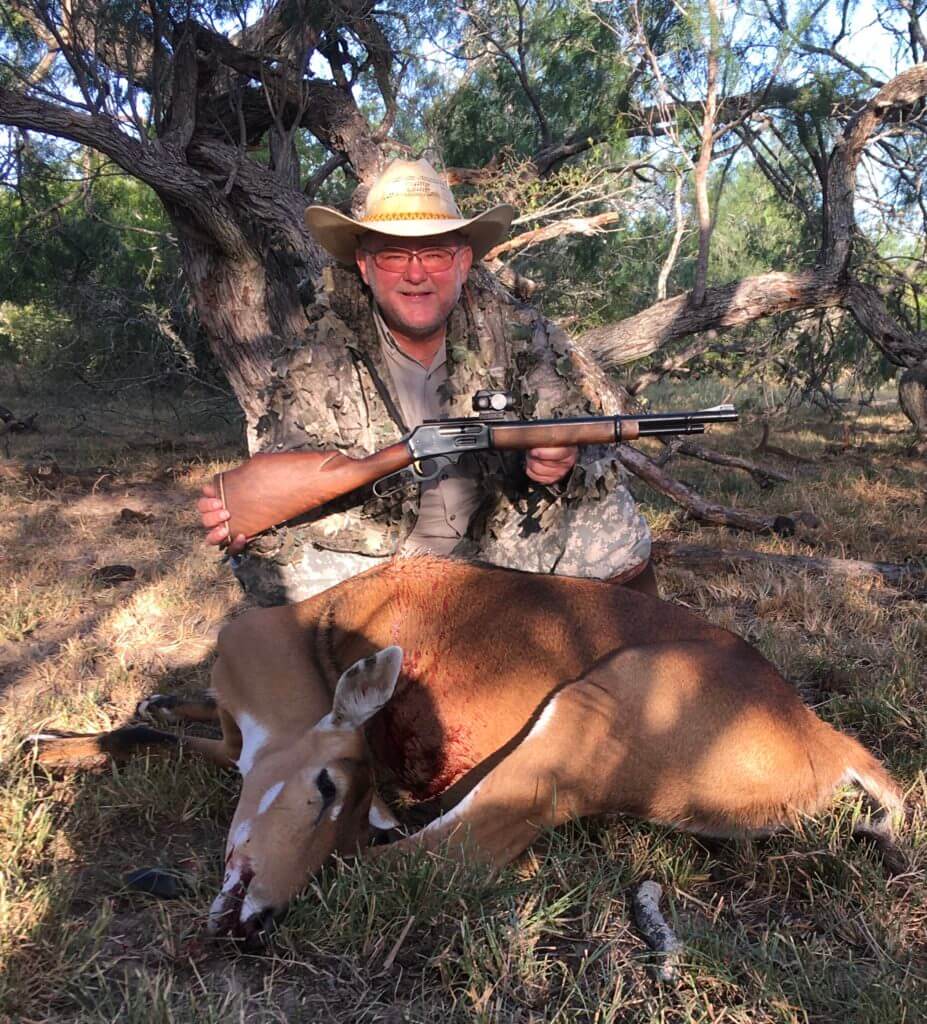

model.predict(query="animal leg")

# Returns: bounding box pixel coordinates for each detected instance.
[22,726,236,770]
[136,692,219,724]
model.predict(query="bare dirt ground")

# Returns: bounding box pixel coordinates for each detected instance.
[0,375,924,1023]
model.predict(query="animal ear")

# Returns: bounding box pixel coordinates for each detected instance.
[368,793,400,831]
[330,646,403,729]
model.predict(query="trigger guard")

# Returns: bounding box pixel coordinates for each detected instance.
[412,457,442,481]
[412,453,461,481]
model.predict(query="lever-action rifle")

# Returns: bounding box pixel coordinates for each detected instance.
[215,390,738,541]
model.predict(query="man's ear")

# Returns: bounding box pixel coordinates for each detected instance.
[458,244,473,277]
[330,646,403,729]
[355,248,370,285]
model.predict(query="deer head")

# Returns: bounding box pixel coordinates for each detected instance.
[208,646,403,946]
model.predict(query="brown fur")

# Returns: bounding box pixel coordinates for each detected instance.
[25,556,904,943]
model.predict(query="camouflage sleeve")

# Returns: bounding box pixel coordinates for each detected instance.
[508,312,636,489]
[255,309,378,457]
[510,314,594,420]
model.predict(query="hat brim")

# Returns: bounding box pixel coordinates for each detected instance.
[304,204,516,264]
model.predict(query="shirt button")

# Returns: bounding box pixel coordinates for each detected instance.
[449,514,456,522]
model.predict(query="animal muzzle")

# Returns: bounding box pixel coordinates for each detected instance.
[207,859,279,948]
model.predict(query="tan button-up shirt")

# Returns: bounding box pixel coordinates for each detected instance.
[374,306,483,555]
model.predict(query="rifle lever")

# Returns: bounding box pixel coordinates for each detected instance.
[372,466,419,498]
[372,454,460,498]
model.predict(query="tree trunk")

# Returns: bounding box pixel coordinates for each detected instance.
[169,212,320,438]
[898,363,927,448]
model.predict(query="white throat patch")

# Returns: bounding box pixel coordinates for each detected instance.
[236,711,269,775]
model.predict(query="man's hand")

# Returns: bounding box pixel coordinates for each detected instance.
[525,446,578,486]
[197,482,248,556]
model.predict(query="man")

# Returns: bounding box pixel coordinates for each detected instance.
[198,159,655,603]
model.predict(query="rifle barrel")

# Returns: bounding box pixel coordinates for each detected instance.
[631,404,737,437]
[637,422,706,437]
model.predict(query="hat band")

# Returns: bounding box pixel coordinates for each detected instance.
[360,211,462,223]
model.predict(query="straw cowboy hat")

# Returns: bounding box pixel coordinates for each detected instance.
[304,158,516,265]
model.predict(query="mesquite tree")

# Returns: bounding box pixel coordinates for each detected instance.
[1,0,927,452]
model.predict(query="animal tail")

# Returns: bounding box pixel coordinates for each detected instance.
[836,732,905,828]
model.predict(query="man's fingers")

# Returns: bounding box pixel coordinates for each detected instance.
[205,523,230,546]
[528,446,576,462]
[196,495,224,514]
[525,445,577,485]
[528,468,565,484]
[200,507,230,530]
[228,534,247,556]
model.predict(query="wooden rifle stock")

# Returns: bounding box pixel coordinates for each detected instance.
[216,442,412,541]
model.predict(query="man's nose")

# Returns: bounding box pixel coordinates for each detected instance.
[402,255,429,284]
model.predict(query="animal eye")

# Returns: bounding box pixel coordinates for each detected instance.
[316,769,337,807]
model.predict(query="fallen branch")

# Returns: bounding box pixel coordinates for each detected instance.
[660,437,792,486]
[632,880,683,983]
[651,542,927,592]
[616,444,796,535]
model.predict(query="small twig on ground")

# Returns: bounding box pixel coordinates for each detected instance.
[632,880,683,983]
[651,542,927,594]
[382,915,415,970]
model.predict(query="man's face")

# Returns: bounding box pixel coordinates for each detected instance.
[355,232,473,340]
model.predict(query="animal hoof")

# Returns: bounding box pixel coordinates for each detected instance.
[136,694,178,721]
[125,867,186,900]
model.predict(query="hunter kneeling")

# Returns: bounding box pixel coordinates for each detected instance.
[197,158,657,602]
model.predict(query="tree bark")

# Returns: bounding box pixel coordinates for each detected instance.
[691,0,719,307]
[576,270,846,368]
[898,363,927,447]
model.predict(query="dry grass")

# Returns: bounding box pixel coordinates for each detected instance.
[0,374,924,1023]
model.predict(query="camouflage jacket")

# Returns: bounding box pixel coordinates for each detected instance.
[248,267,633,562]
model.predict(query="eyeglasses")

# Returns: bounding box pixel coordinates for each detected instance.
[363,246,461,273]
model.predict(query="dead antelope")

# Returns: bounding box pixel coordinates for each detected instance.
[27,556,904,946]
